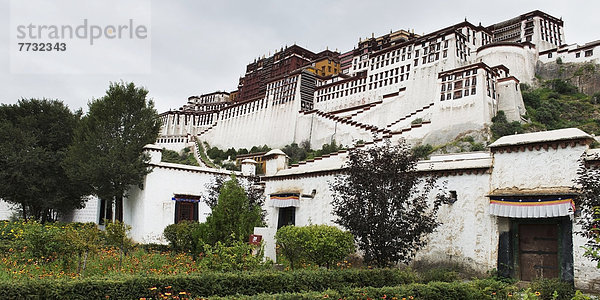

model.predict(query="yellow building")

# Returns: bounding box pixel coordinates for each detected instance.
[306,50,340,77]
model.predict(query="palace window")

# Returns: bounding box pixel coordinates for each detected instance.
[173,195,200,223]
[585,50,593,57]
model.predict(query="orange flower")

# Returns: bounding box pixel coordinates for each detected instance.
[149,287,157,291]
[535,291,541,296]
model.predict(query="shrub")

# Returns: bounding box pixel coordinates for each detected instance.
[522,90,541,108]
[275,225,306,270]
[276,225,355,269]
[196,279,517,300]
[411,118,423,125]
[528,278,575,300]
[418,267,460,283]
[548,79,578,95]
[470,142,485,151]
[103,220,135,267]
[161,147,199,166]
[0,268,421,299]
[163,221,207,256]
[412,144,433,160]
[19,221,78,262]
[199,239,270,271]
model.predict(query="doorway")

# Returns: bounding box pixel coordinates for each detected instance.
[518,223,559,281]
[277,207,296,229]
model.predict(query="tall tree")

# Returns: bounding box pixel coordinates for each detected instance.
[0,99,87,221]
[204,174,266,222]
[204,175,264,245]
[65,82,161,222]
[330,140,448,267]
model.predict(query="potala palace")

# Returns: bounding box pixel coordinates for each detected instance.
[3,10,600,290]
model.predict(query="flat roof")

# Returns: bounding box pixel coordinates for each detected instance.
[489,128,592,148]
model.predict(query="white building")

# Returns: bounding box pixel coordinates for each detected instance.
[156,10,590,151]
[257,128,600,290]
[2,9,599,291]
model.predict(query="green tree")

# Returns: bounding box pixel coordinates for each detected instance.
[204,175,264,245]
[330,140,448,267]
[204,175,266,222]
[65,82,161,221]
[0,99,87,221]
[490,110,524,140]
[103,220,135,267]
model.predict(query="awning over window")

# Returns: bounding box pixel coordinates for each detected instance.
[270,193,300,208]
[172,194,202,203]
[489,197,575,218]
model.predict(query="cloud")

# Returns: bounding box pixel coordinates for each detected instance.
[1,0,599,113]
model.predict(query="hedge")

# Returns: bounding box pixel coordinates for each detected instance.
[209,280,517,300]
[0,268,418,299]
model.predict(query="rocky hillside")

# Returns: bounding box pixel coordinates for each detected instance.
[536,61,600,96]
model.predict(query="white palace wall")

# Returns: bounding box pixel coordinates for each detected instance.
[476,44,538,85]
[201,97,300,150]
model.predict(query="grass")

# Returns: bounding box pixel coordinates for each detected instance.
[0,247,200,281]
[196,141,218,168]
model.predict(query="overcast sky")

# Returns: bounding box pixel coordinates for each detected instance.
[1,0,598,113]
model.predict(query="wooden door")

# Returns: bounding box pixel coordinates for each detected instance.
[519,223,559,281]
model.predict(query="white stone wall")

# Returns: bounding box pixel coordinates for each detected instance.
[572,222,600,291]
[491,145,584,191]
[261,150,499,273]
[496,79,526,121]
[155,140,193,152]
[294,113,375,149]
[0,200,16,220]
[414,173,498,273]
[124,162,237,243]
[61,196,100,223]
[262,172,340,261]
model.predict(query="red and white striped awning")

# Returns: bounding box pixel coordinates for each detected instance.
[489,197,575,218]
